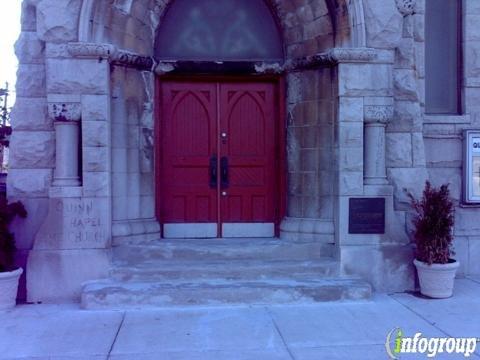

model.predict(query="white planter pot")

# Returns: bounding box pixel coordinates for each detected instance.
[414,259,459,299]
[0,268,23,310]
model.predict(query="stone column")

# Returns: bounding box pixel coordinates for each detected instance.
[363,104,393,185]
[53,121,80,186]
[48,100,82,187]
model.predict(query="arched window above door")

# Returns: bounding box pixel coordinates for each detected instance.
[155,0,284,62]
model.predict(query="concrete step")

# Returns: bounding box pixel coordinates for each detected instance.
[111,259,340,282]
[81,277,372,309]
[113,238,335,264]
[82,238,371,309]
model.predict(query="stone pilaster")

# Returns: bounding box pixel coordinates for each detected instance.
[27,48,113,303]
[333,49,415,292]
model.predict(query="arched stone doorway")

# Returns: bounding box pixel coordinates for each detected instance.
[154,0,286,238]
[22,0,416,302]
[76,0,357,243]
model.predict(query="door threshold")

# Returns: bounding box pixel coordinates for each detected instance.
[163,223,217,238]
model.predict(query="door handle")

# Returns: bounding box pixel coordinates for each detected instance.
[209,155,217,188]
[221,156,229,189]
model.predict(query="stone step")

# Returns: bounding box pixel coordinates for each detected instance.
[81,277,372,309]
[113,238,335,264]
[111,259,340,282]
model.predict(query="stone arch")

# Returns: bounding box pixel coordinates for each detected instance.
[78,0,367,57]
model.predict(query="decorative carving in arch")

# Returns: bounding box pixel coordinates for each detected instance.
[395,0,415,16]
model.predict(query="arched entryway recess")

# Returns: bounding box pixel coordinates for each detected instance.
[154,0,286,239]
[72,0,373,244]
[25,0,418,304]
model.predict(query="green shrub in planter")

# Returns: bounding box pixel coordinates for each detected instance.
[408,181,455,265]
[408,182,458,298]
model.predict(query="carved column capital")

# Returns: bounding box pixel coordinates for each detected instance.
[395,0,415,16]
[47,95,81,122]
[364,105,394,125]
[48,103,82,122]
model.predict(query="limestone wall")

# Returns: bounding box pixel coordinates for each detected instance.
[8,1,49,301]
[369,0,480,277]
[89,0,158,55]
[421,0,480,276]
[283,69,336,242]
[110,67,157,242]
[386,0,428,213]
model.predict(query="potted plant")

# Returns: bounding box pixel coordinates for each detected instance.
[0,196,27,309]
[408,181,458,298]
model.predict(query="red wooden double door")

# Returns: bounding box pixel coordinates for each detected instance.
[158,80,281,238]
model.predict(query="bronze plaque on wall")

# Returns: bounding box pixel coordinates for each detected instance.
[349,198,385,234]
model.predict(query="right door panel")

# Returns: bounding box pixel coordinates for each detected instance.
[219,83,276,226]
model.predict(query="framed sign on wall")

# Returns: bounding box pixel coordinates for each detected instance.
[463,130,480,204]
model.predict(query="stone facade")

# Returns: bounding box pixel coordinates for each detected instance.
[9,0,480,302]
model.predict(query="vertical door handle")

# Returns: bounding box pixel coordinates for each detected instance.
[209,155,217,188]
[221,156,229,189]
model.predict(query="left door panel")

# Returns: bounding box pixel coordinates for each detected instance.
[160,82,218,238]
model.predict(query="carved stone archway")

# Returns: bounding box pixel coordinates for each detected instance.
[78,0,367,52]
[23,0,417,303]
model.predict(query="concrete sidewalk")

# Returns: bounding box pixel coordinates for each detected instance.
[1,278,479,360]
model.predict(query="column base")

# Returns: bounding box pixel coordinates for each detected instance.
[364,177,389,185]
[49,186,83,198]
[52,178,81,187]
